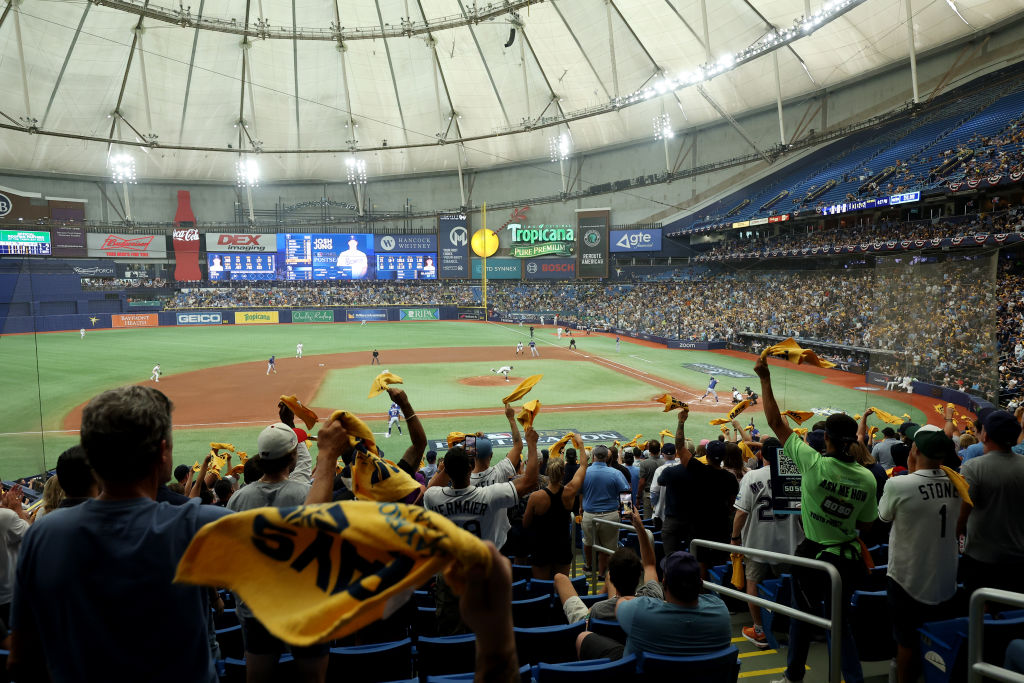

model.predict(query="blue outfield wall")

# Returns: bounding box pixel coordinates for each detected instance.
[864,371,994,414]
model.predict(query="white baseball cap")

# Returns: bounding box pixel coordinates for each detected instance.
[257,423,298,461]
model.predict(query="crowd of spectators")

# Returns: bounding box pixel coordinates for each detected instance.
[165,281,481,310]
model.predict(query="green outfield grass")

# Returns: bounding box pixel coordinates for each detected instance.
[0,321,928,478]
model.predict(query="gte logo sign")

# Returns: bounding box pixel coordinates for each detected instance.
[610,229,662,253]
[177,312,223,325]
[616,232,652,249]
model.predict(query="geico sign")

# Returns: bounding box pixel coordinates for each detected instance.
[541,262,574,272]
[177,313,222,324]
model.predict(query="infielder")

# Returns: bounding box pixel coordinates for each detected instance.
[515,341,524,356]
[267,355,277,375]
[557,327,563,339]
[569,338,577,351]
[360,320,367,327]
[150,363,161,383]
[529,339,539,357]
[80,328,85,340]
[616,336,621,352]
[386,402,403,437]
[699,375,719,403]
[296,343,303,359]
[491,365,514,382]
[371,349,380,365]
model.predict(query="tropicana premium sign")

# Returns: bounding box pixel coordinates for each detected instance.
[509,224,575,258]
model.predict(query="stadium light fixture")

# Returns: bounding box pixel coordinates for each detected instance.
[236,156,259,188]
[653,113,673,141]
[345,157,367,185]
[549,133,571,162]
[109,153,137,184]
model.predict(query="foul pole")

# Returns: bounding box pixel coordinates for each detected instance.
[482,202,488,317]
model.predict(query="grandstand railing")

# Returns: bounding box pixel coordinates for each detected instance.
[689,538,845,683]
[589,517,654,594]
[968,587,1024,683]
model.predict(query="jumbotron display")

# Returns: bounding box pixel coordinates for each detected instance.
[277,233,375,281]
[206,253,276,281]
[374,252,437,280]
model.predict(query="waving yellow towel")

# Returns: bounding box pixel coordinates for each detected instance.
[329,410,419,502]
[761,337,837,369]
[367,373,404,400]
[655,393,688,412]
[280,395,320,430]
[781,410,815,425]
[503,374,543,404]
[516,399,541,429]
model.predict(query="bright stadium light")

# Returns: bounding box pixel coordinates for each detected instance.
[236,156,259,187]
[549,133,571,162]
[345,157,367,185]
[109,153,137,184]
[653,113,673,141]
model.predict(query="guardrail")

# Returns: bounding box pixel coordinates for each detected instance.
[590,517,654,594]
[968,588,1024,683]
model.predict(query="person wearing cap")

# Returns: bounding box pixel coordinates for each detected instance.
[755,355,877,683]
[647,442,678,525]
[581,444,631,576]
[957,408,1024,596]
[636,440,664,516]
[574,550,730,662]
[470,404,523,487]
[877,425,962,683]
[958,408,993,464]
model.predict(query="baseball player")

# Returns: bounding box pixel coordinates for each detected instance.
[569,338,577,351]
[515,341,524,356]
[360,319,367,327]
[529,325,534,338]
[267,355,277,375]
[699,375,719,403]
[295,343,303,359]
[150,363,161,383]
[371,349,380,365]
[557,327,563,339]
[616,336,621,352]
[529,339,539,357]
[491,365,514,382]
[80,328,85,340]
[386,402,403,438]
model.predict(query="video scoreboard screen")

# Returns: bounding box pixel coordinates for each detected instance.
[0,230,51,255]
[375,252,438,280]
[277,234,375,280]
[207,253,276,281]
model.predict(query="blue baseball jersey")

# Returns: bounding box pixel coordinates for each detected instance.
[269,356,275,364]
[388,404,400,418]
[708,377,717,389]
[529,340,536,347]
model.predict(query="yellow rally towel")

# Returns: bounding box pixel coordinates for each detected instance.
[367,373,404,400]
[737,441,755,462]
[447,432,468,449]
[503,374,543,404]
[625,434,643,448]
[781,410,815,425]
[933,403,946,417]
[761,337,837,369]
[330,410,419,502]
[550,433,574,459]
[709,418,731,426]
[869,407,904,425]
[516,399,541,429]
[697,455,708,464]
[174,501,491,646]
[281,395,320,430]
[228,451,248,478]
[941,466,973,507]
[720,425,730,435]
[728,400,750,420]
[730,553,745,587]
[658,429,674,440]
[867,426,878,440]
[210,442,236,453]
[655,393,688,412]
[901,413,912,420]
[793,427,809,437]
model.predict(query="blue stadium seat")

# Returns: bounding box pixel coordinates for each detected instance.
[327,638,412,682]
[916,616,1024,683]
[862,564,889,592]
[588,618,626,643]
[639,646,740,681]
[414,589,435,608]
[536,654,638,682]
[425,663,531,682]
[867,544,889,566]
[512,564,533,582]
[216,624,244,660]
[529,575,588,598]
[849,590,896,661]
[512,594,558,627]
[514,620,586,664]
[511,579,533,600]
[222,657,247,683]
[213,607,239,631]
[417,633,477,677]
[758,574,793,649]
[415,606,437,638]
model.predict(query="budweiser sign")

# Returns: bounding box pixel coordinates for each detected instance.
[102,235,154,250]
[205,232,277,252]
[87,233,166,258]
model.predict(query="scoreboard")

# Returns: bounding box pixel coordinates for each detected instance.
[277,233,375,280]
[375,252,437,280]
[0,230,51,255]
[207,253,276,281]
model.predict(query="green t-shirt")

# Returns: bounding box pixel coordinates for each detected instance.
[783,433,878,556]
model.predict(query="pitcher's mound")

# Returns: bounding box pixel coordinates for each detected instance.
[459,375,524,387]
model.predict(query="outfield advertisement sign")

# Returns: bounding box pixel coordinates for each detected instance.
[509,224,575,258]
[438,213,469,278]
[471,258,521,280]
[374,234,438,253]
[128,300,161,307]
[292,310,335,323]
[177,312,223,325]
[87,233,167,259]
[400,308,440,321]
[428,429,624,451]
[346,309,387,321]
[610,229,662,253]
[576,210,609,278]
[111,313,158,328]
[205,233,277,252]
[52,224,87,257]
[523,258,576,279]
[234,311,280,325]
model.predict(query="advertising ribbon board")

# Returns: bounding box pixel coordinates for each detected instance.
[346,309,387,322]
[292,310,335,323]
[52,224,87,257]
[128,300,162,307]
[205,233,278,253]
[428,429,624,451]
[438,213,470,279]
[471,258,521,280]
[374,234,438,253]
[576,210,609,278]
[234,311,280,325]
[523,258,576,280]
[400,308,440,321]
[87,233,167,259]
[177,312,223,325]
[111,313,158,328]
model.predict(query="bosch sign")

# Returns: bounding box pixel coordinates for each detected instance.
[524,258,576,280]
[177,312,223,325]
[610,229,662,253]
[205,233,277,252]
[0,192,11,218]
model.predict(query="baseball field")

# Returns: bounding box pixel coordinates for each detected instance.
[1,320,941,478]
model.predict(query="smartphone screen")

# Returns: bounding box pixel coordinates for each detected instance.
[464,436,477,457]
[619,492,632,518]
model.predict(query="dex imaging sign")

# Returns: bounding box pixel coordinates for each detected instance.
[610,229,662,253]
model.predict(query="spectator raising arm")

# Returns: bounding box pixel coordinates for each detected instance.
[387,387,428,475]
[629,508,658,584]
[512,428,540,497]
[504,403,524,472]
[189,454,213,499]
[458,542,519,683]
[857,408,875,444]
[304,419,350,504]
[561,433,589,504]
[675,407,692,466]
[754,354,793,444]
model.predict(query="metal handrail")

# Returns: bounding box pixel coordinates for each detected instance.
[968,588,1024,683]
[689,538,844,683]
[590,517,654,594]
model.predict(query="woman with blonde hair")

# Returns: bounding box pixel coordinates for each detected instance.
[524,435,589,579]
[33,476,65,521]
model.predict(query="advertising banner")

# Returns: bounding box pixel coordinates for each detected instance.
[400,308,440,321]
[508,224,575,258]
[471,258,521,280]
[346,309,387,322]
[208,253,276,281]
[457,308,485,320]
[205,233,277,253]
[0,230,51,256]
[67,260,116,277]
[438,213,470,279]
[577,210,609,278]
[523,258,576,279]
[234,311,280,325]
[374,234,438,253]
[278,233,375,280]
[52,224,87,257]
[292,310,335,323]
[111,313,158,328]
[610,229,662,253]
[128,300,161,307]
[176,312,224,325]
[172,228,201,281]
[87,233,167,259]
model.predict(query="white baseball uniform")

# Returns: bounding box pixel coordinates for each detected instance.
[515,342,524,356]
[151,365,161,382]
[557,327,563,339]
[80,328,85,339]
[296,343,303,358]
[492,366,513,381]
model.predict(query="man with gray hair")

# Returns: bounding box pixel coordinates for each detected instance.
[581,444,630,575]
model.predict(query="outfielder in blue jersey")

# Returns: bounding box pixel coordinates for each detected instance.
[386,402,403,438]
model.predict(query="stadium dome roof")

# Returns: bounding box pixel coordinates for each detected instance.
[0,0,1019,181]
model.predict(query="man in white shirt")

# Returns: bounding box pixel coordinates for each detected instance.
[648,443,680,522]
[878,425,961,683]
[470,405,523,487]
[295,343,303,359]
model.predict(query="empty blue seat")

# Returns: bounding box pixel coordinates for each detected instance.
[327,638,412,682]
[413,589,435,608]
[758,573,793,649]
[512,594,557,627]
[417,633,477,677]
[511,579,533,600]
[588,618,626,643]
[536,654,638,682]
[222,657,247,683]
[512,564,533,582]
[639,645,740,681]
[862,564,889,592]
[514,620,586,664]
[213,607,238,631]
[915,616,1024,683]
[849,590,895,661]
[415,606,437,638]
[425,662,531,682]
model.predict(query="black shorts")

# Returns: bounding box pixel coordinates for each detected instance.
[886,578,955,648]
[579,632,624,661]
[240,615,330,658]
